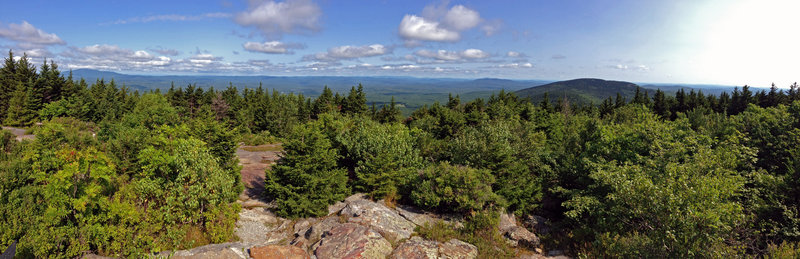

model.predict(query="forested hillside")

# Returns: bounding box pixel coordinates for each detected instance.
[2,52,800,257]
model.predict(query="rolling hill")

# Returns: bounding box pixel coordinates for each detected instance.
[70,69,549,112]
[515,78,655,104]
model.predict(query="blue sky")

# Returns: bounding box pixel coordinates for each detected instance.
[0,0,797,86]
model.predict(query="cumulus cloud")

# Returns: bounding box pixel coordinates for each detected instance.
[415,48,490,62]
[442,5,481,30]
[497,62,533,68]
[106,13,231,25]
[303,44,390,61]
[235,0,321,38]
[399,2,497,43]
[61,44,174,70]
[398,15,460,42]
[243,41,305,54]
[0,21,65,45]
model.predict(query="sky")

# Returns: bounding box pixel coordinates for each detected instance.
[0,0,798,86]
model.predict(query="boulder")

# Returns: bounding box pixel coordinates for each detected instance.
[249,245,310,259]
[505,226,540,248]
[498,212,540,248]
[340,197,415,242]
[292,216,342,251]
[524,215,550,235]
[328,201,346,215]
[314,223,392,259]
[499,212,517,232]
[390,236,477,259]
[395,205,437,227]
[439,239,479,259]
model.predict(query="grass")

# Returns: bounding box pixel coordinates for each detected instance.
[241,145,282,152]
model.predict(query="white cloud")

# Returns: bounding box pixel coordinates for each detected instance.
[303,44,390,61]
[235,0,321,38]
[507,51,521,57]
[398,15,460,42]
[0,21,65,45]
[497,63,533,68]
[415,48,491,62]
[328,44,389,59]
[61,44,175,70]
[243,41,305,54]
[399,3,497,43]
[443,5,481,31]
[461,49,489,59]
[106,13,231,25]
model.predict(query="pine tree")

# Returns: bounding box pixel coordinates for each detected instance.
[4,81,32,126]
[312,86,335,118]
[540,92,552,112]
[614,93,626,108]
[0,50,16,120]
[653,89,667,118]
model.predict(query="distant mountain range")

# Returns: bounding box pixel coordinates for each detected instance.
[70,69,550,111]
[71,69,748,111]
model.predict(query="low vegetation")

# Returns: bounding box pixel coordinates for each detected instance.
[2,51,800,257]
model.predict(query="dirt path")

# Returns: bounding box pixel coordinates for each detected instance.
[1,126,35,141]
[236,144,282,200]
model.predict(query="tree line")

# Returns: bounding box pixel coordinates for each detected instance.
[2,51,800,257]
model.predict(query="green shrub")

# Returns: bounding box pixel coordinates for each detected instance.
[241,130,279,146]
[410,162,504,214]
[264,118,349,218]
[338,117,422,199]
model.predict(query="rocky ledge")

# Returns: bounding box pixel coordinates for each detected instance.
[84,193,565,259]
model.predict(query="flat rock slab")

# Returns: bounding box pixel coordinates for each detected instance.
[391,236,478,259]
[340,198,415,242]
[314,223,392,259]
[158,242,248,259]
[250,245,310,259]
[235,208,286,244]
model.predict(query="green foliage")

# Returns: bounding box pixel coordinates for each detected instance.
[410,162,503,214]
[564,106,751,257]
[338,116,422,199]
[416,211,515,259]
[264,115,350,218]
[241,130,279,145]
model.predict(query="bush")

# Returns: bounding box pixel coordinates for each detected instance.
[241,130,279,146]
[338,117,422,199]
[410,162,503,214]
[565,108,750,257]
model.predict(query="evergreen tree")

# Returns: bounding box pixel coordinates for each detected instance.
[653,89,667,118]
[0,50,17,119]
[614,93,626,108]
[312,86,335,118]
[540,92,552,112]
[342,84,367,115]
[446,93,461,110]
[3,81,29,126]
